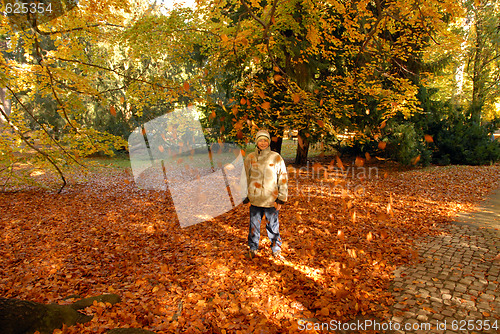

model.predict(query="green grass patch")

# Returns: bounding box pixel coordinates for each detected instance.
[84,154,131,169]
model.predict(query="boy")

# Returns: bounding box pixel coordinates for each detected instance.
[242,130,288,260]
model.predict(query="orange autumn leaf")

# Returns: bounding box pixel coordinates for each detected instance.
[378,141,387,150]
[424,134,434,143]
[312,162,322,172]
[209,110,216,120]
[319,307,329,316]
[261,101,271,110]
[110,105,116,116]
[355,157,364,167]
[336,156,345,170]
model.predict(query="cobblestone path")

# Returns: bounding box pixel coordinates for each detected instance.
[388,189,500,333]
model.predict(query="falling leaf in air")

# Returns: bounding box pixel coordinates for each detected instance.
[336,156,345,170]
[355,157,364,167]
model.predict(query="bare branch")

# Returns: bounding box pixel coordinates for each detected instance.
[32,21,124,36]
[415,0,440,45]
[240,0,268,31]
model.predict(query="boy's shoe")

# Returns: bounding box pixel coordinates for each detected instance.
[272,250,285,261]
[248,249,258,259]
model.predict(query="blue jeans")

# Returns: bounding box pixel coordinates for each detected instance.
[248,205,282,253]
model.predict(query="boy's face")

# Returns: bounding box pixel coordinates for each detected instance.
[257,139,270,150]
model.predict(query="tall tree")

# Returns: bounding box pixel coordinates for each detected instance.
[0,0,202,191]
[432,0,500,121]
[196,0,463,163]
[468,0,500,122]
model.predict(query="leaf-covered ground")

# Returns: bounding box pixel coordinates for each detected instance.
[1,161,499,333]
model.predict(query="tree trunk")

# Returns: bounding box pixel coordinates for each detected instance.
[270,135,283,154]
[470,11,485,123]
[469,1,492,124]
[295,132,309,165]
[0,294,120,334]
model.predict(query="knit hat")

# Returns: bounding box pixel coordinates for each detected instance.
[255,129,271,144]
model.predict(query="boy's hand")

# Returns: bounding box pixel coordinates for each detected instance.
[274,202,282,211]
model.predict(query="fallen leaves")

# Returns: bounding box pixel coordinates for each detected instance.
[0,164,499,333]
